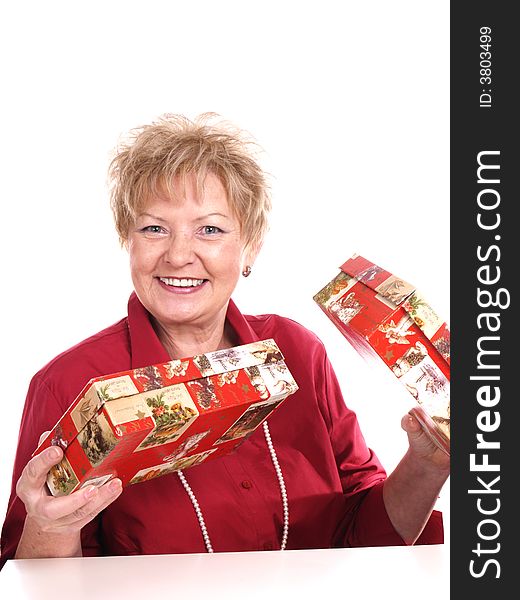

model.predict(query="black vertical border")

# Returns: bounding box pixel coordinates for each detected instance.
[451,3,517,596]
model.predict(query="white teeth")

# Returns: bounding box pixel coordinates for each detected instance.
[159,277,205,287]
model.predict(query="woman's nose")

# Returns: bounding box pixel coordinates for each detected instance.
[164,232,196,266]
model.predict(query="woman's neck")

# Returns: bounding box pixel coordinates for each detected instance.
[152,314,239,360]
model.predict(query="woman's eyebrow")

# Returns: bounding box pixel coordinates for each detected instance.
[194,212,231,221]
[137,212,169,222]
[137,212,232,222]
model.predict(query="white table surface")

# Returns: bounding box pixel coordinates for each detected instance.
[0,544,449,599]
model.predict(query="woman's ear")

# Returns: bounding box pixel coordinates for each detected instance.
[242,240,262,273]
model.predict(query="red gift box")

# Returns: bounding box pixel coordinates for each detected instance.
[313,253,450,455]
[33,339,299,496]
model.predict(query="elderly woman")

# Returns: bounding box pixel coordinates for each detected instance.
[0,114,449,566]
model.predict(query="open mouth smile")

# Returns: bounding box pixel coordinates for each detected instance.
[158,277,207,288]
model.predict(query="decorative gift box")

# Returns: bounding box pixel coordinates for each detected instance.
[313,253,450,455]
[33,339,299,496]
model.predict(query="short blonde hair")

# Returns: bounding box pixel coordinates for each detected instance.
[108,113,271,252]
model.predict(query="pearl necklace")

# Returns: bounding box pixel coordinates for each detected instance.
[177,420,289,553]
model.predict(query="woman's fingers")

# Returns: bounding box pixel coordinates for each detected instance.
[35,479,123,532]
[16,440,123,534]
[49,479,123,531]
[401,411,450,469]
[16,445,63,504]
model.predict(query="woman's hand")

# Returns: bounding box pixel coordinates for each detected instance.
[400,412,450,473]
[15,435,122,559]
[382,412,450,544]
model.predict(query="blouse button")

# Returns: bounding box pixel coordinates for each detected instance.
[241,480,252,489]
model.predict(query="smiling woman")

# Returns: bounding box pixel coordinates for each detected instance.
[0,113,448,568]
[127,174,249,358]
[110,115,269,359]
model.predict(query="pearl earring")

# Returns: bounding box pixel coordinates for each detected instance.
[242,266,252,278]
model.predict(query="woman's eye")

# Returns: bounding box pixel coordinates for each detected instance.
[141,225,164,234]
[202,225,223,235]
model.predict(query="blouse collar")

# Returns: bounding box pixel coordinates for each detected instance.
[127,291,259,369]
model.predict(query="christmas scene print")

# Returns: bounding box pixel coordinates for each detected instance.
[187,377,219,409]
[80,473,113,490]
[194,347,243,376]
[129,449,217,485]
[411,360,449,398]
[401,291,444,339]
[165,359,190,378]
[217,370,240,386]
[50,424,69,451]
[192,353,213,377]
[391,342,429,377]
[93,375,139,403]
[399,356,450,430]
[162,430,212,462]
[166,447,216,471]
[136,385,199,450]
[194,340,284,378]
[70,393,100,432]
[255,363,298,399]
[378,315,417,345]
[249,341,284,365]
[433,331,451,361]
[214,398,284,444]
[328,291,365,325]
[103,391,154,427]
[78,412,119,467]
[375,275,415,306]
[134,365,164,391]
[245,365,270,400]
[356,263,385,284]
[313,271,356,308]
[48,455,80,496]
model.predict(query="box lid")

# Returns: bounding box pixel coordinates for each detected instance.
[340,253,449,354]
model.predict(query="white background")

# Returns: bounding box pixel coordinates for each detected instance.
[0,0,450,572]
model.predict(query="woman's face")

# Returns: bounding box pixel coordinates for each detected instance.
[128,173,250,332]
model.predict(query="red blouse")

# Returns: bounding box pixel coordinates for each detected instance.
[0,293,442,568]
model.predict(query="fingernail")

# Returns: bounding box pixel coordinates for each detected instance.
[109,479,122,493]
[84,485,97,499]
[49,447,61,460]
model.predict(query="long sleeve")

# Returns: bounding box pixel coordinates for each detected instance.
[0,376,65,568]
[316,349,443,546]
